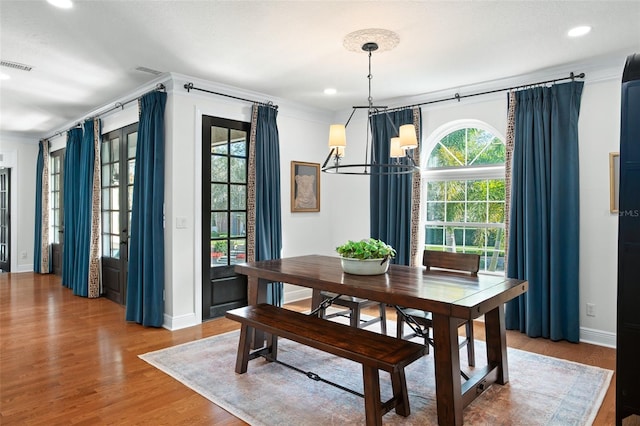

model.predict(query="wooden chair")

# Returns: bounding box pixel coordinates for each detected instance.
[395,250,479,367]
[313,290,387,335]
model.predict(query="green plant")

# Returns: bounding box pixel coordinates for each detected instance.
[336,238,396,261]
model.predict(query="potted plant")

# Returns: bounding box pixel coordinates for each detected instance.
[336,238,396,275]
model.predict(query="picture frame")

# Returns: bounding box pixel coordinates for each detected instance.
[609,152,620,213]
[291,161,320,212]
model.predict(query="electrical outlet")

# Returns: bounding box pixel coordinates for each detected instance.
[586,303,596,317]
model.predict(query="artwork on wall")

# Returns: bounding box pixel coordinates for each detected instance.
[291,161,320,212]
[609,152,620,213]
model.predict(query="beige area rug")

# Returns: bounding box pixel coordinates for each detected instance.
[140,326,612,426]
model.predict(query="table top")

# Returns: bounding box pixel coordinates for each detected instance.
[235,255,528,319]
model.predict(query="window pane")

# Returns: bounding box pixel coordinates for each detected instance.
[473,136,505,166]
[211,154,227,182]
[127,133,137,158]
[111,235,120,259]
[446,202,464,222]
[102,237,110,258]
[467,180,486,201]
[467,202,487,223]
[230,157,246,183]
[211,239,228,267]
[230,212,246,237]
[128,160,135,185]
[446,181,465,201]
[111,163,120,185]
[111,137,120,162]
[231,239,246,264]
[111,187,119,210]
[111,212,119,234]
[426,202,444,221]
[102,166,110,187]
[230,185,246,210]
[425,226,444,246]
[488,179,505,201]
[230,134,247,157]
[427,181,445,200]
[102,212,110,233]
[488,202,505,223]
[211,184,228,210]
[102,189,110,209]
[128,186,134,211]
[211,212,227,236]
[211,127,228,154]
[102,142,110,163]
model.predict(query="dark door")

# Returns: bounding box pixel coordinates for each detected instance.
[101,123,138,304]
[50,150,64,276]
[0,167,10,272]
[202,116,249,320]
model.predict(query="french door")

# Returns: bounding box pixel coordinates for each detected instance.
[50,150,64,276]
[101,123,138,304]
[0,167,10,272]
[202,115,249,320]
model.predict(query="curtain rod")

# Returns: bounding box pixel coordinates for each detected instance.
[183,82,278,109]
[42,83,166,141]
[383,72,585,113]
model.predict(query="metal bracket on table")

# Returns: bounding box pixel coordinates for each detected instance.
[308,293,344,317]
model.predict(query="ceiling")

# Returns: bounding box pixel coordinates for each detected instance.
[1,1,639,139]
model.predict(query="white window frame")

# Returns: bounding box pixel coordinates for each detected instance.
[421,119,506,275]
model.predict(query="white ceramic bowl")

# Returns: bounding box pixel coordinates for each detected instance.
[340,257,390,275]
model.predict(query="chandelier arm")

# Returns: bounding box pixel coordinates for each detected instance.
[344,107,359,128]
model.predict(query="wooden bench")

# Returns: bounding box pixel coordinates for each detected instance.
[225,304,427,426]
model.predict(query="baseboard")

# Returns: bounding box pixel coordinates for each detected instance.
[15,264,33,273]
[163,312,199,331]
[284,287,312,304]
[580,326,616,348]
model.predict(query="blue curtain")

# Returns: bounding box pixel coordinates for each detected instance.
[69,120,97,296]
[62,129,82,288]
[505,81,584,342]
[126,92,167,327]
[33,141,44,273]
[369,109,419,265]
[254,104,283,306]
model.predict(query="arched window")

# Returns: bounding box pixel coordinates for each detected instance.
[423,121,506,273]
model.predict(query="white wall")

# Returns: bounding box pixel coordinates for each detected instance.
[0,134,39,272]
[162,74,335,329]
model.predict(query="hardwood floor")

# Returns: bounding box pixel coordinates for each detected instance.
[0,272,628,425]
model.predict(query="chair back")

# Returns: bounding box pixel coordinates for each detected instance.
[423,250,480,276]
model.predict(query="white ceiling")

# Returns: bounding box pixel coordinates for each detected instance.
[1,1,639,139]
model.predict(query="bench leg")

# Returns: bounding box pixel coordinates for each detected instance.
[390,368,410,417]
[235,324,253,374]
[362,365,383,426]
[378,304,387,335]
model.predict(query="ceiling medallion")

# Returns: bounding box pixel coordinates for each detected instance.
[343,28,400,53]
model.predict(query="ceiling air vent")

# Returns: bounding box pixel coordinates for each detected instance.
[0,60,33,72]
[135,66,162,76]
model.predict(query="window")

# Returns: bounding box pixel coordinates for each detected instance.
[424,124,506,273]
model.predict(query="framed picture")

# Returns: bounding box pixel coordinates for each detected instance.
[291,161,320,212]
[609,152,620,213]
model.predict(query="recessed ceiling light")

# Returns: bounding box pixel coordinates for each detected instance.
[47,0,73,9]
[568,26,591,37]
[0,73,10,80]
[324,88,337,95]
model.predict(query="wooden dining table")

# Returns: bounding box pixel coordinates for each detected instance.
[234,254,528,426]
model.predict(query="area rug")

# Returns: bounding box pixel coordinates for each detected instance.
[140,329,612,425]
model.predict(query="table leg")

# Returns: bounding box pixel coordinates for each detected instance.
[484,304,508,384]
[432,313,463,426]
[247,276,269,349]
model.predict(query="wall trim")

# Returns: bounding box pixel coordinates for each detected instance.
[163,312,199,331]
[580,326,616,348]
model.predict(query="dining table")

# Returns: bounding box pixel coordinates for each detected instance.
[234,254,528,426]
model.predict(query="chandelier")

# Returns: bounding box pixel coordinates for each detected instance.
[321,30,419,176]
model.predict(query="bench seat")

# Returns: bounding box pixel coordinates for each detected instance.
[226,304,426,426]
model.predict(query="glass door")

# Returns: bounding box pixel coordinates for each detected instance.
[101,123,137,304]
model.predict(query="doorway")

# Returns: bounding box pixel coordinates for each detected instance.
[101,123,138,304]
[50,150,65,276]
[0,167,10,272]
[202,115,249,320]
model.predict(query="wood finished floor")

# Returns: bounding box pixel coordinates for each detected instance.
[0,272,630,425]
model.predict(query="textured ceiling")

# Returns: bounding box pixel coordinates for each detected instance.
[1,1,639,139]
